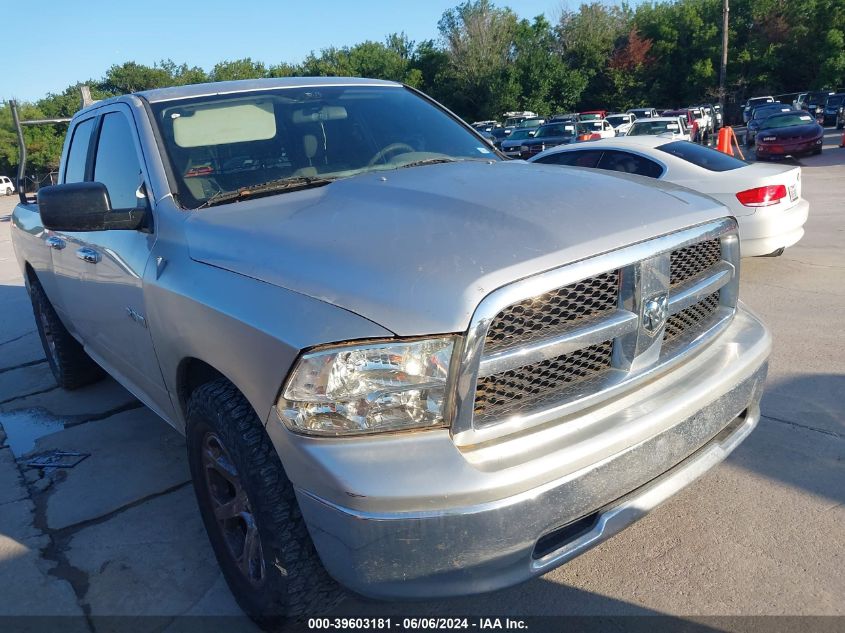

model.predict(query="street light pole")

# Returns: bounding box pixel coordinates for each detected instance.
[719,0,730,116]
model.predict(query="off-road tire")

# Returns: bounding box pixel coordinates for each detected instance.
[186,378,343,624]
[27,274,103,389]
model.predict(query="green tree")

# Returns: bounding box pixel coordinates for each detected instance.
[210,58,267,81]
[437,0,520,120]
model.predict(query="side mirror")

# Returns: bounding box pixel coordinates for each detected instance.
[38,182,147,232]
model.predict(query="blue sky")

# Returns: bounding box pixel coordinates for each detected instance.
[4,0,567,103]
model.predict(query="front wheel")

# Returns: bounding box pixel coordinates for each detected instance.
[4,187,11,196]
[186,378,343,623]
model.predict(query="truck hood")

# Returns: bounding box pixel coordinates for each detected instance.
[185,161,729,336]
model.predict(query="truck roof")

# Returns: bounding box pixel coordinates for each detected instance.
[136,77,401,103]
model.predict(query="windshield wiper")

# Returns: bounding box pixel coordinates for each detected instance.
[397,157,460,169]
[197,176,337,209]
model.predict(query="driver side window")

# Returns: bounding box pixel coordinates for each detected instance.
[93,113,145,210]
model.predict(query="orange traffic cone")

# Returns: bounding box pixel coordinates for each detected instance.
[716,127,733,155]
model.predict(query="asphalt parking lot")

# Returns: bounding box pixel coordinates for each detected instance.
[0,129,843,630]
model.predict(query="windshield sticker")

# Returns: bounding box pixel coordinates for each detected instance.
[799,115,812,121]
[476,147,491,154]
[565,125,574,131]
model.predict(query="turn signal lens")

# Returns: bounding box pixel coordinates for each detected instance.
[736,185,787,207]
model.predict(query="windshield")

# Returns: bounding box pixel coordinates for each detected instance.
[534,124,576,139]
[826,95,844,107]
[151,85,497,208]
[760,113,816,129]
[517,118,544,128]
[506,129,533,140]
[748,97,774,106]
[606,115,628,127]
[579,113,602,121]
[503,117,524,127]
[628,121,681,136]
[753,106,791,120]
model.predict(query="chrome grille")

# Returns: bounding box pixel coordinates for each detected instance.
[670,239,721,286]
[664,292,720,343]
[484,271,619,353]
[454,219,740,445]
[474,341,613,421]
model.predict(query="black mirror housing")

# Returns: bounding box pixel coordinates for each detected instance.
[38,182,147,232]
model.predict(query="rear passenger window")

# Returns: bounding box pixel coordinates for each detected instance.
[93,113,144,209]
[534,150,603,168]
[63,118,95,183]
[597,151,663,178]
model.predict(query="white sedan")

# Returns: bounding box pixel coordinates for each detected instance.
[625,116,691,141]
[528,136,808,257]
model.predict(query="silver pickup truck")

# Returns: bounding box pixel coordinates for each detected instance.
[10,78,771,620]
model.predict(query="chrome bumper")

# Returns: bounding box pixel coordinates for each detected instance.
[276,308,770,599]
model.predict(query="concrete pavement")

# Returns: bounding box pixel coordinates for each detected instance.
[0,131,842,629]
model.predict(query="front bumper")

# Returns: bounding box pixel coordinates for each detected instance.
[757,138,822,156]
[266,307,770,599]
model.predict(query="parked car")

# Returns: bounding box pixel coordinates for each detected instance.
[0,175,15,195]
[579,110,607,121]
[515,116,547,131]
[502,111,537,136]
[838,100,845,130]
[712,104,724,129]
[805,91,835,119]
[517,121,585,157]
[689,104,715,134]
[579,118,617,139]
[627,107,659,119]
[663,109,700,142]
[490,126,509,148]
[10,77,770,622]
[605,113,636,135]
[529,136,808,257]
[499,128,536,157]
[626,117,690,141]
[792,93,808,110]
[745,103,794,147]
[822,93,845,126]
[755,111,824,160]
[743,96,775,123]
[549,112,579,122]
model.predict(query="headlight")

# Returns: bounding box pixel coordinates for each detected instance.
[278,337,456,436]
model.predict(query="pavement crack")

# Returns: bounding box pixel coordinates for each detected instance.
[0,329,36,347]
[54,480,192,538]
[14,443,96,631]
[761,413,842,439]
[0,385,59,406]
[0,358,47,375]
[63,400,145,429]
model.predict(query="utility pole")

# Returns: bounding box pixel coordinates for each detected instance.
[719,0,729,116]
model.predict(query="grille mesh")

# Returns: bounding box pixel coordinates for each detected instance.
[474,341,613,420]
[664,292,721,342]
[670,239,721,287]
[484,271,619,353]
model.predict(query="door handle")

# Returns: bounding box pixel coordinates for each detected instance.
[46,236,65,250]
[76,247,100,264]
